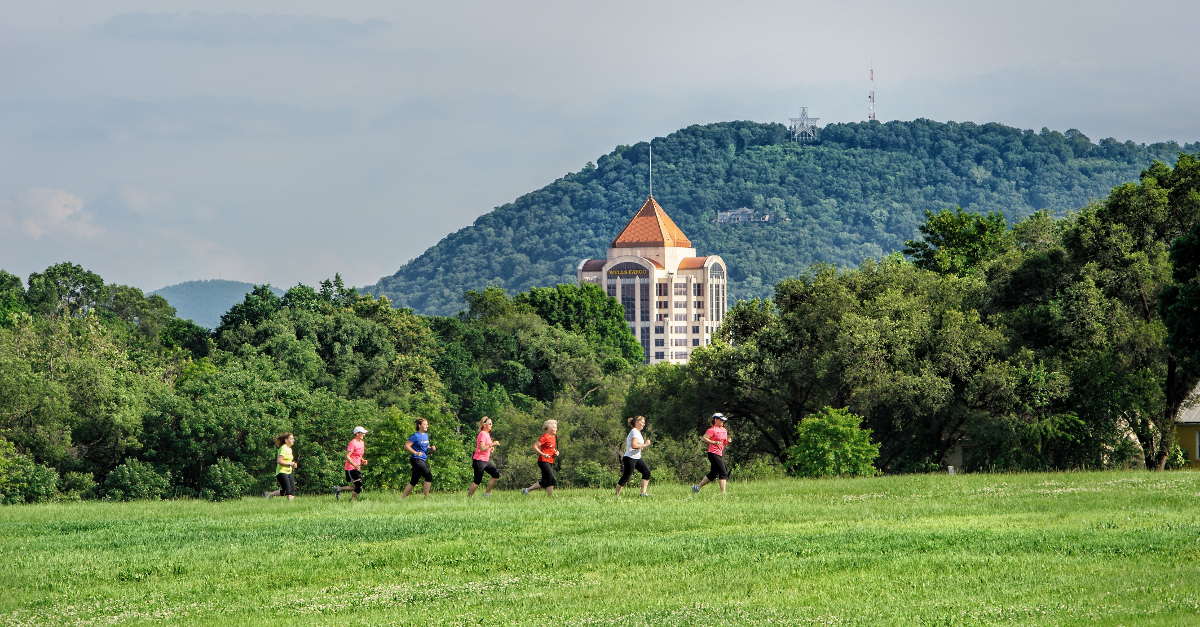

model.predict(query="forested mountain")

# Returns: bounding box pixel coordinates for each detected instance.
[365,119,1198,315]
[151,280,283,329]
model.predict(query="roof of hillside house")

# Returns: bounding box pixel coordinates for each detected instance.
[611,197,692,249]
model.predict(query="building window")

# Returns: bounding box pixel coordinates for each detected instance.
[656,313,669,321]
[672,301,685,309]
[694,300,703,309]
[607,279,616,299]
[693,284,704,296]
[672,326,687,333]
[673,351,689,359]
[654,326,663,334]
[673,338,688,346]
[656,282,668,296]
[640,278,650,321]
[655,351,665,360]
[657,301,668,309]
[641,326,650,362]
[692,338,700,346]
[694,314,704,321]
[673,313,686,321]
[621,278,636,322]
[654,338,664,347]
[692,326,700,334]
[674,282,687,295]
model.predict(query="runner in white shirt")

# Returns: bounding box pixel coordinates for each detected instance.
[615,415,652,497]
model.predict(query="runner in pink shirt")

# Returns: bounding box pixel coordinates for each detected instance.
[335,427,368,500]
[467,416,500,497]
[693,413,731,494]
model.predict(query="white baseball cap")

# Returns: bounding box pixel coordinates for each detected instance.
[353,426,369,434]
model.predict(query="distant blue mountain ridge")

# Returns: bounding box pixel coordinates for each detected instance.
[150,280,284,329]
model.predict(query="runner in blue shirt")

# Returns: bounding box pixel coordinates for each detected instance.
[401,418,436,499]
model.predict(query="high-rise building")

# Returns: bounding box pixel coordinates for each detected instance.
[577,196,727,364]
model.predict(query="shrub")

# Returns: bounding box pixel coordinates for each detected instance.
[60,472,98,500]
[731,455,785,482]
[372,406,472,492]
[0,450,60,505]
[200,458,254,501]
[785,407,880,478]
[1166,443,1188,470]
[568,460,617,488]
[102,458,171,501]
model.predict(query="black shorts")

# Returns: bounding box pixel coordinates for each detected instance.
[537,460,557,487]
[345,468,363,493]
[409,458,433,486]
[706,452,729,481]
[276,472,295,496]
[618,456,651,486]
[472,459,499,485]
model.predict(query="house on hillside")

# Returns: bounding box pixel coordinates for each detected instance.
[716,207,769,223]
[1176,384,1200,469]
[577,196,728,365]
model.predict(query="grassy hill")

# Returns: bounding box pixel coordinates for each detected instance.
[150,280,284,329]
[3,472,1198,626]
[364,119,1198,315]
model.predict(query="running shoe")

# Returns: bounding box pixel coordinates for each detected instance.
[334,486,341,500]
[522,488,530,496]
[638,493,652,497]
[691,484,700,493]
[482,493,492,497]
[264,491,271,500]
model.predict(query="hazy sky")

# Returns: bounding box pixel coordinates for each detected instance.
[3,1,1198,292]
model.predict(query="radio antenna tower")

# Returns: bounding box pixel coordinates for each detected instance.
[869,63,877,121]
[789,107,820,142]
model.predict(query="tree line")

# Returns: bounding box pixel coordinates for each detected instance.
[2,153,1199,503]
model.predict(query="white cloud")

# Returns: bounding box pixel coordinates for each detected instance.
[97,12,389,45]
[16,188,104,241]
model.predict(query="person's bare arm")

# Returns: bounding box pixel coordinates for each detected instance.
[404,441,418,455]
[277,454,297,469]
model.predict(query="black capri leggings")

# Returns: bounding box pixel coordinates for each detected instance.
[409,458,434,486]
[618,456,651,486]
[472,459,500,485]
[705,452,729,481]
[537,460,557,487]
[276,472,295,496]
[344,468,363,494]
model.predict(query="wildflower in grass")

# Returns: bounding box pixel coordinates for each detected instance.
[615,415,652,497]
[402,418,436,499]
[468,416,500,497]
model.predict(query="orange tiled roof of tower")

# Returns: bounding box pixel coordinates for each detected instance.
[611,197,692,248]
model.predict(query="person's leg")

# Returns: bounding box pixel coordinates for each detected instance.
[401,483,415,499]
[351,470,363,500]
[697,454,720,491]
[716,456,729,493]
[422,481,432,498]
[468,461,483,496]
[546,485,554,496]
[616,457,634,496]
[636,459,651,495]
[483,464,499,495]
[543,462,557,496]
[402,461,422,499]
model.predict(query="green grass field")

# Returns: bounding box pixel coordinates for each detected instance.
[3,472,1199,626]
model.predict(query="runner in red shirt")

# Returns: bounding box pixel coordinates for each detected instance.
[523,420,559,497]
